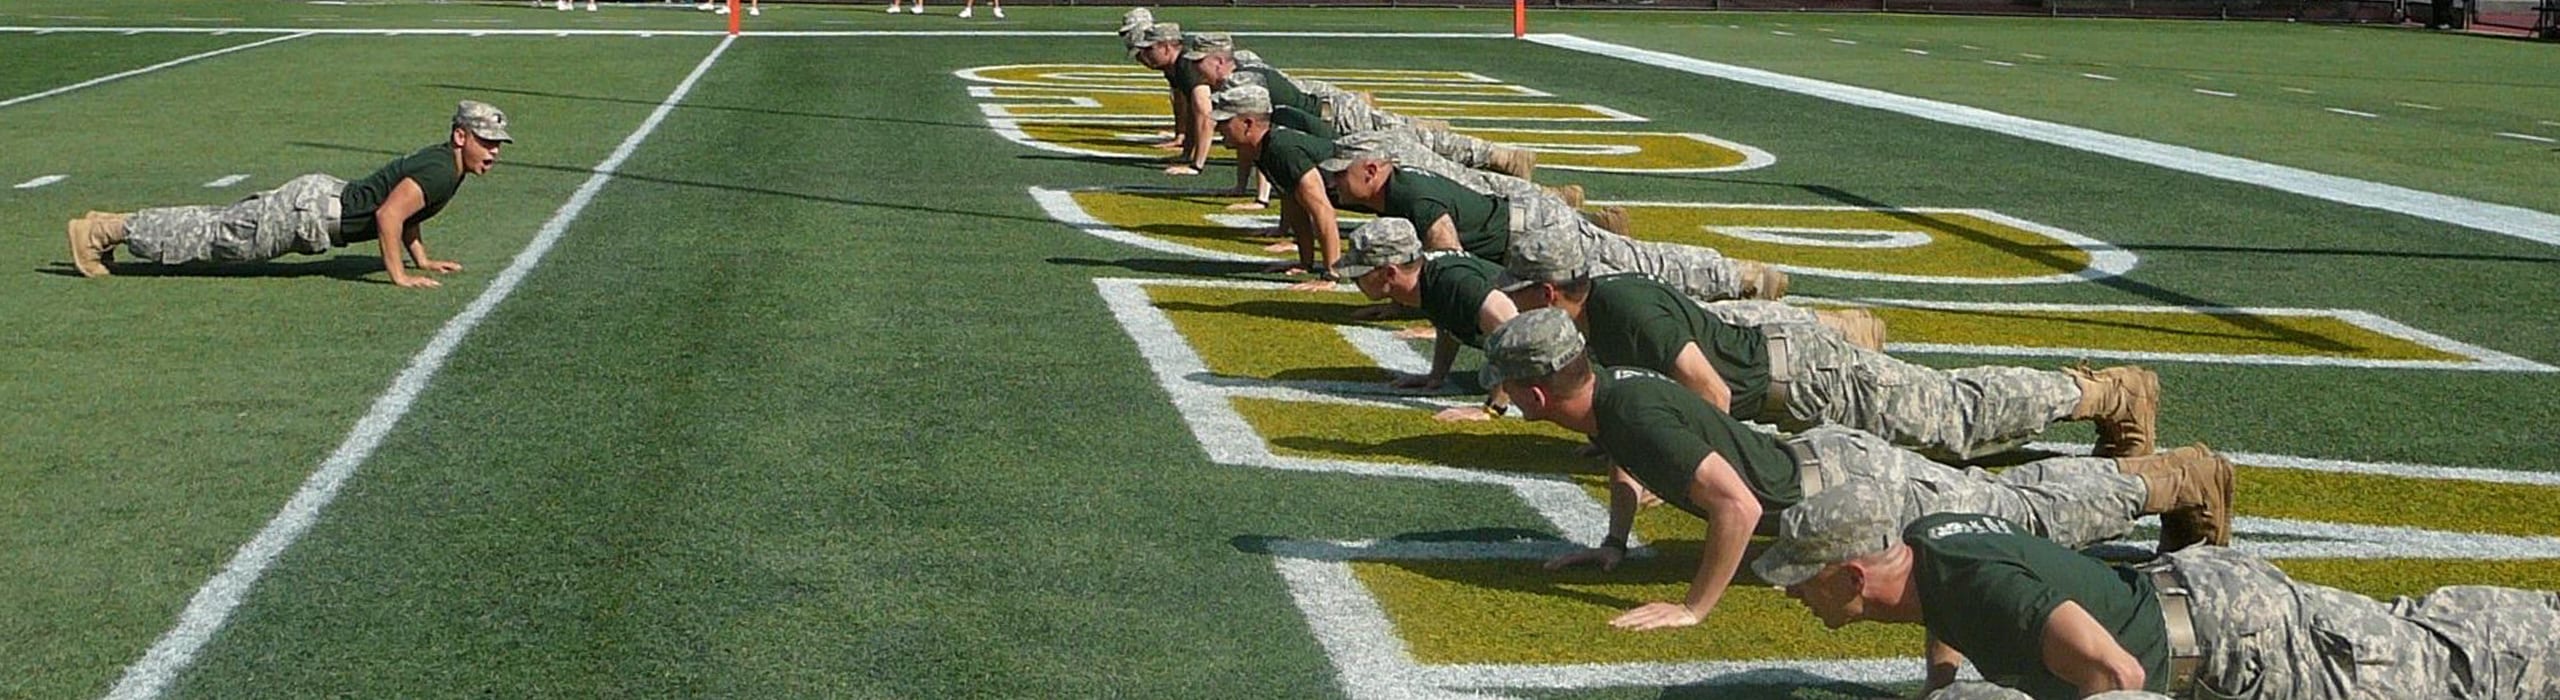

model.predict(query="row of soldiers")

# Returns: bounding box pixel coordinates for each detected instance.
[1113,11,2560,700]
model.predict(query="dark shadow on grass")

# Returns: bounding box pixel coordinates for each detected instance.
[1652,673,1907,700]
[34,256,389,283]
[1270,433,1595,476]
[289,141,1065,228]
[1044,255,1274,278]
[1014,152,1194,170]
[429,83,992,132]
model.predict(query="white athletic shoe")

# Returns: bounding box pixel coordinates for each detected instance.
[584,1,597,10]
[748,5,759,14]
[885,3,899,11]
[991,6,1003,17]
[907,3,922,13]
[958,6,971,17]
[555,0,570,10]
[695,1,712,9]
[713,4,729,13]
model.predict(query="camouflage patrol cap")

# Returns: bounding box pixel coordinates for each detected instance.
[1749,480,1908,588]
[1128,22,1181,55]
[1220,69,1266,91]
[1495,229,1589,292]
[1480,308,1585,386]
[1315,130,1395,173]
[1117,7,1155,33]
[1210,85,1271,122]
[453,100,512,143]
[1180,32,1233,61]
[1335,218,1424,280]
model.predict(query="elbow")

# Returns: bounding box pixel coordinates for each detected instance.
[2109,658,2146,692]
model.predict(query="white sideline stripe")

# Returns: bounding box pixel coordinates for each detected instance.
[2498,132,2557,144]
[2080,72,2117,81]
[1523,34,2560,248]
[202,174,250,188]
[2282,86,2317,94]
[2019,52,2047,59]
[1903,48,1930,55]
[1828,38,1856,45]
[1982,59,2014,67]
[2397,102,2441,111]
[100,34,736,700]
[1770,30,1795,36]
[13,174,66,189]
[0,26,1507,38]
[2194,88,2237,97]
[0,32,308,110]
[2541,120,2560,127]
[2326,107,2380,119]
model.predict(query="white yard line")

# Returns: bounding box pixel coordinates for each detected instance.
[2194,88,2237,97]
[1902,48,1929,55]
[2396,102,2441,111]
[100,33,737,700]
[202,174,250,188]
[2325,107,2380,118]
[2497,132,2557,144]
[0,26,1506,38]
[2282,86,2317,94]
[2080,72,2116,81]
[13,174,67,189]
[1982,59,2014,67]
[1524,34,2560,247]
[0,32,309,110]
[1828,38,1856,45]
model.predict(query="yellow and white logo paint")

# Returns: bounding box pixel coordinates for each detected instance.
[957,63,1771,173]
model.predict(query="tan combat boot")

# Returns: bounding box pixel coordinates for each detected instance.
[1814,309,1888,352]
[2066,364,2159,458]
[1586,206,1631,236]
[1488,146,1537,180]
[1544,184,1585,208]
[2116,442,2234,551]
[67,211,130,278]
[1735,260,1789,301]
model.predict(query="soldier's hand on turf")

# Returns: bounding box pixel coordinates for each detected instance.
[1163,164,1201,176]
[394,275,442,289]
[1263,260,1305,275]
[1225,201,1268,211]
[1543,546,1623,572]
[1286,278,1337,292]
[1433,405,1496,422]
[1610,602,1704,631]
[421,259,463,274]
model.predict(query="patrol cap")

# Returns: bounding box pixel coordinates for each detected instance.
[1494,230,1588,292]
[1220,69,1266,91]
[1117,7,1154,33]
[1180,32,1233,61]
[1209,85,1271,122]
[1128,22,1180,55]
[1335,218,1423,280]
[1315,130,1395,173]
[1749,480,1908,588]
[453,100,512,143]
[1479,308,1584,386]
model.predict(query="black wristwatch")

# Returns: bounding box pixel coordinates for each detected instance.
[1599,535,1629,552]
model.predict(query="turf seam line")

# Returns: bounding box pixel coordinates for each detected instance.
[99,33,737,700]
[0,32,309,110]
[1522,34,2560,247]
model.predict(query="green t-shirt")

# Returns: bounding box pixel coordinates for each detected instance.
[1270,104,1339,141]
[1255,126,1336,195]
[1580,274,1773,420]
[1172,59,1210,94]
[337,143,467,243]
[1235,64,1323,116]
[1415,253,1504,348]
[1908,512,2173,699]
[1379,167,1509,263]
[1590,366,1802,521]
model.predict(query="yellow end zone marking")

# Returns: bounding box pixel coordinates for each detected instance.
[1371,97,1645,123]
[1452,128,1773,173]
[1604,201,2133,285]
[1149,285,1389,383]
[994,122,1233,163]
[1837,298,2550,371]
[1234,397,1588,476]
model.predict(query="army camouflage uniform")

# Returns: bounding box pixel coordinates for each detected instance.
[123,174,347,265]
[1787,425,2147,548]
[1924,546,2560,700]
[1341,133,1755,302]
[1226,68,1508,173]
[1766,321,2085,461]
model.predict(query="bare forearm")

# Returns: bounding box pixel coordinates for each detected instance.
[1680,506,1755,616]
[1428,333,1461,379]
[377,220,408,277]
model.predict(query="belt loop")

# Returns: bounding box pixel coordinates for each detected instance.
[1784,438,1825,499]
[1763,335,1794,419]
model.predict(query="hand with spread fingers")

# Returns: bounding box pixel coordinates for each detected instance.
[1610,602,1705,631]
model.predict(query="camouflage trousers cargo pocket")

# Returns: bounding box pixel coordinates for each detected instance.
[125,173,346,265]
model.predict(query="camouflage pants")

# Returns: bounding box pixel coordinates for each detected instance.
[1360,130,1541,201]
[124,173,345,265]
[1787,425,2145,548]
[1322,93,1502,168]
[1509,194,1753,302]
[1767,323,2081,461]
[1698,300,1817,328]
[1927,547,2560,700]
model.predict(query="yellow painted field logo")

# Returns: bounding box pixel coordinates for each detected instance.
[957,63,1770,173]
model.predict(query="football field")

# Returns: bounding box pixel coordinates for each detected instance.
[6,2,2559,698]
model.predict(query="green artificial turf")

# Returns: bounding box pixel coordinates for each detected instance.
[3,6,2558,699]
